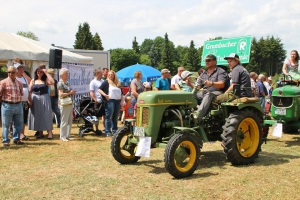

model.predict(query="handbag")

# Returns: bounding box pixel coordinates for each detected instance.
[60,96,73,106]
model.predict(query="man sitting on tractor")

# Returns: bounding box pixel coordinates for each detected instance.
[193,54,228,123]
[215,53,253,103]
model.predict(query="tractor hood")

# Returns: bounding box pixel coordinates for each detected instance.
[272,85,300,96]
[137,91,197,106]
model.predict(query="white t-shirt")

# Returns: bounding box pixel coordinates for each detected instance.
[108,85,121,100]
[171,74,181,86]
[16,76,28,102]
[89,78,104,102]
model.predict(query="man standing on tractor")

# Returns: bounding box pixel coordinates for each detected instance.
[215,53,252,103]
[170,66,185,90]
[193,54,227,123]
[154,69,170,90]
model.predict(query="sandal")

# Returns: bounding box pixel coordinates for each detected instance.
[21,135,30,140]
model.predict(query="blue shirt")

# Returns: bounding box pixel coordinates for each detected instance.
[257,80,268,98]
[177,80,192,92]
[155,78,170,90]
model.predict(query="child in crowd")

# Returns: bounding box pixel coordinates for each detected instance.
[143,82,152,91]
[82,108,99,123]
[122,96,135,119]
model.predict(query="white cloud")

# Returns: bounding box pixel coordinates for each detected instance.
[29,19,65,34]
[0,0,299,53]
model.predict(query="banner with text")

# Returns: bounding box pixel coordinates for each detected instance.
[201,36,252,66]
[61,63,94,94]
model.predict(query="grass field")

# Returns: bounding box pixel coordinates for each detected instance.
[0,123,300,200]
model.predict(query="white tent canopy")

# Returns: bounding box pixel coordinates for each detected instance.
[0,32,93,64]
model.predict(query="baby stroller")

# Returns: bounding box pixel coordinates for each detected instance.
[74,97,102,137]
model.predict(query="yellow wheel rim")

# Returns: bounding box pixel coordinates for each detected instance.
[174,141,197,172]
[236,117,259,157]
[119,133,136,159]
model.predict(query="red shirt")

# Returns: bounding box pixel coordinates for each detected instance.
[0,77,23,103]
[122,104,134,119]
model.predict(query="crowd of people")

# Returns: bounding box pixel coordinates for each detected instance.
[1,50,299,146]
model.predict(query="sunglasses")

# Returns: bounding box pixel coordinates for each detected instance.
[205,59,213,62]
[8,71,16,74]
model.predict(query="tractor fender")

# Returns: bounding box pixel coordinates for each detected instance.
[173,126,204,147]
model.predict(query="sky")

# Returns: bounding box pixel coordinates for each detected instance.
[1,0,300,55]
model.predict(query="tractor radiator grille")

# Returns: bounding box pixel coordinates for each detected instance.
[272,97,293,107]
[136,107,149,127]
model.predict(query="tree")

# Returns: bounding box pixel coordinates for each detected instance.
[162,33,174,73]
[140,38,154,54]
[186,40,200,71]
[132,36,140,54]
[110,48,140,71]
[74,22,94,49]
[16,31,39,41]
[139,54,151,66]
[148,45,161,68]
[175,45,189,66]
[245,36,286,76]
[92,32,104,50]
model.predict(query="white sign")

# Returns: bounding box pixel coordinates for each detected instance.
[272,123,283,137]
[135,137,152,157]
[61,63,94,94]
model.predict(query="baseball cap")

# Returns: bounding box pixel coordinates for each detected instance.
[181,71,193,79]
[205,54,216,61]
[13,62,26,69]
[224,53,239,60]
[161,69,170,73]
[268,77,272,81]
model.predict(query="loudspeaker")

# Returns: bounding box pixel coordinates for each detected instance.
[49,49,62,69]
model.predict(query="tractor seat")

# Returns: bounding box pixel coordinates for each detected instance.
[232,97,259,104]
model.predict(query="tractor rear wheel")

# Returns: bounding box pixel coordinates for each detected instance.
[221,109,262,165]
[283,125,299,133]
[164,133,200,178]
[111,125,140,164]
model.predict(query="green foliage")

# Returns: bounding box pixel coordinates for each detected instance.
[162,33,175,73]
[92,32,104,50]
[74,22,94,49]
[186,40,200,71]
[16,31,39,41]
[140,39,154,54]
[175,45,189,66]
[245,36,286,76]
[139,54,151,66]
[110,48,140,71]
[132,36,140,54]
[148,37,165,68]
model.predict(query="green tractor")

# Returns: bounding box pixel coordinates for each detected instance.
[265,76,300,133]
[111,86,268,178]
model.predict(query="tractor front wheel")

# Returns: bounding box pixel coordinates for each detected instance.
[111,125,140,164]
[164,133,200,178]
[221,109,262,165]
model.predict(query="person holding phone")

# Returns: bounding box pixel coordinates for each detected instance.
[28,64,55,139]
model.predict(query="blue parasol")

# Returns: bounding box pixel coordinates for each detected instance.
[116,64,161,82]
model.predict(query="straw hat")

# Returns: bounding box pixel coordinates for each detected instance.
[47,68,56,74]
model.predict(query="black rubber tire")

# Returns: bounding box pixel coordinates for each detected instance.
[95,130,102,136]
[78,129,84,137]
[164,133,200,179]
[111,125,140,164]
[283,125,299,134]
[221,109,262,165]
